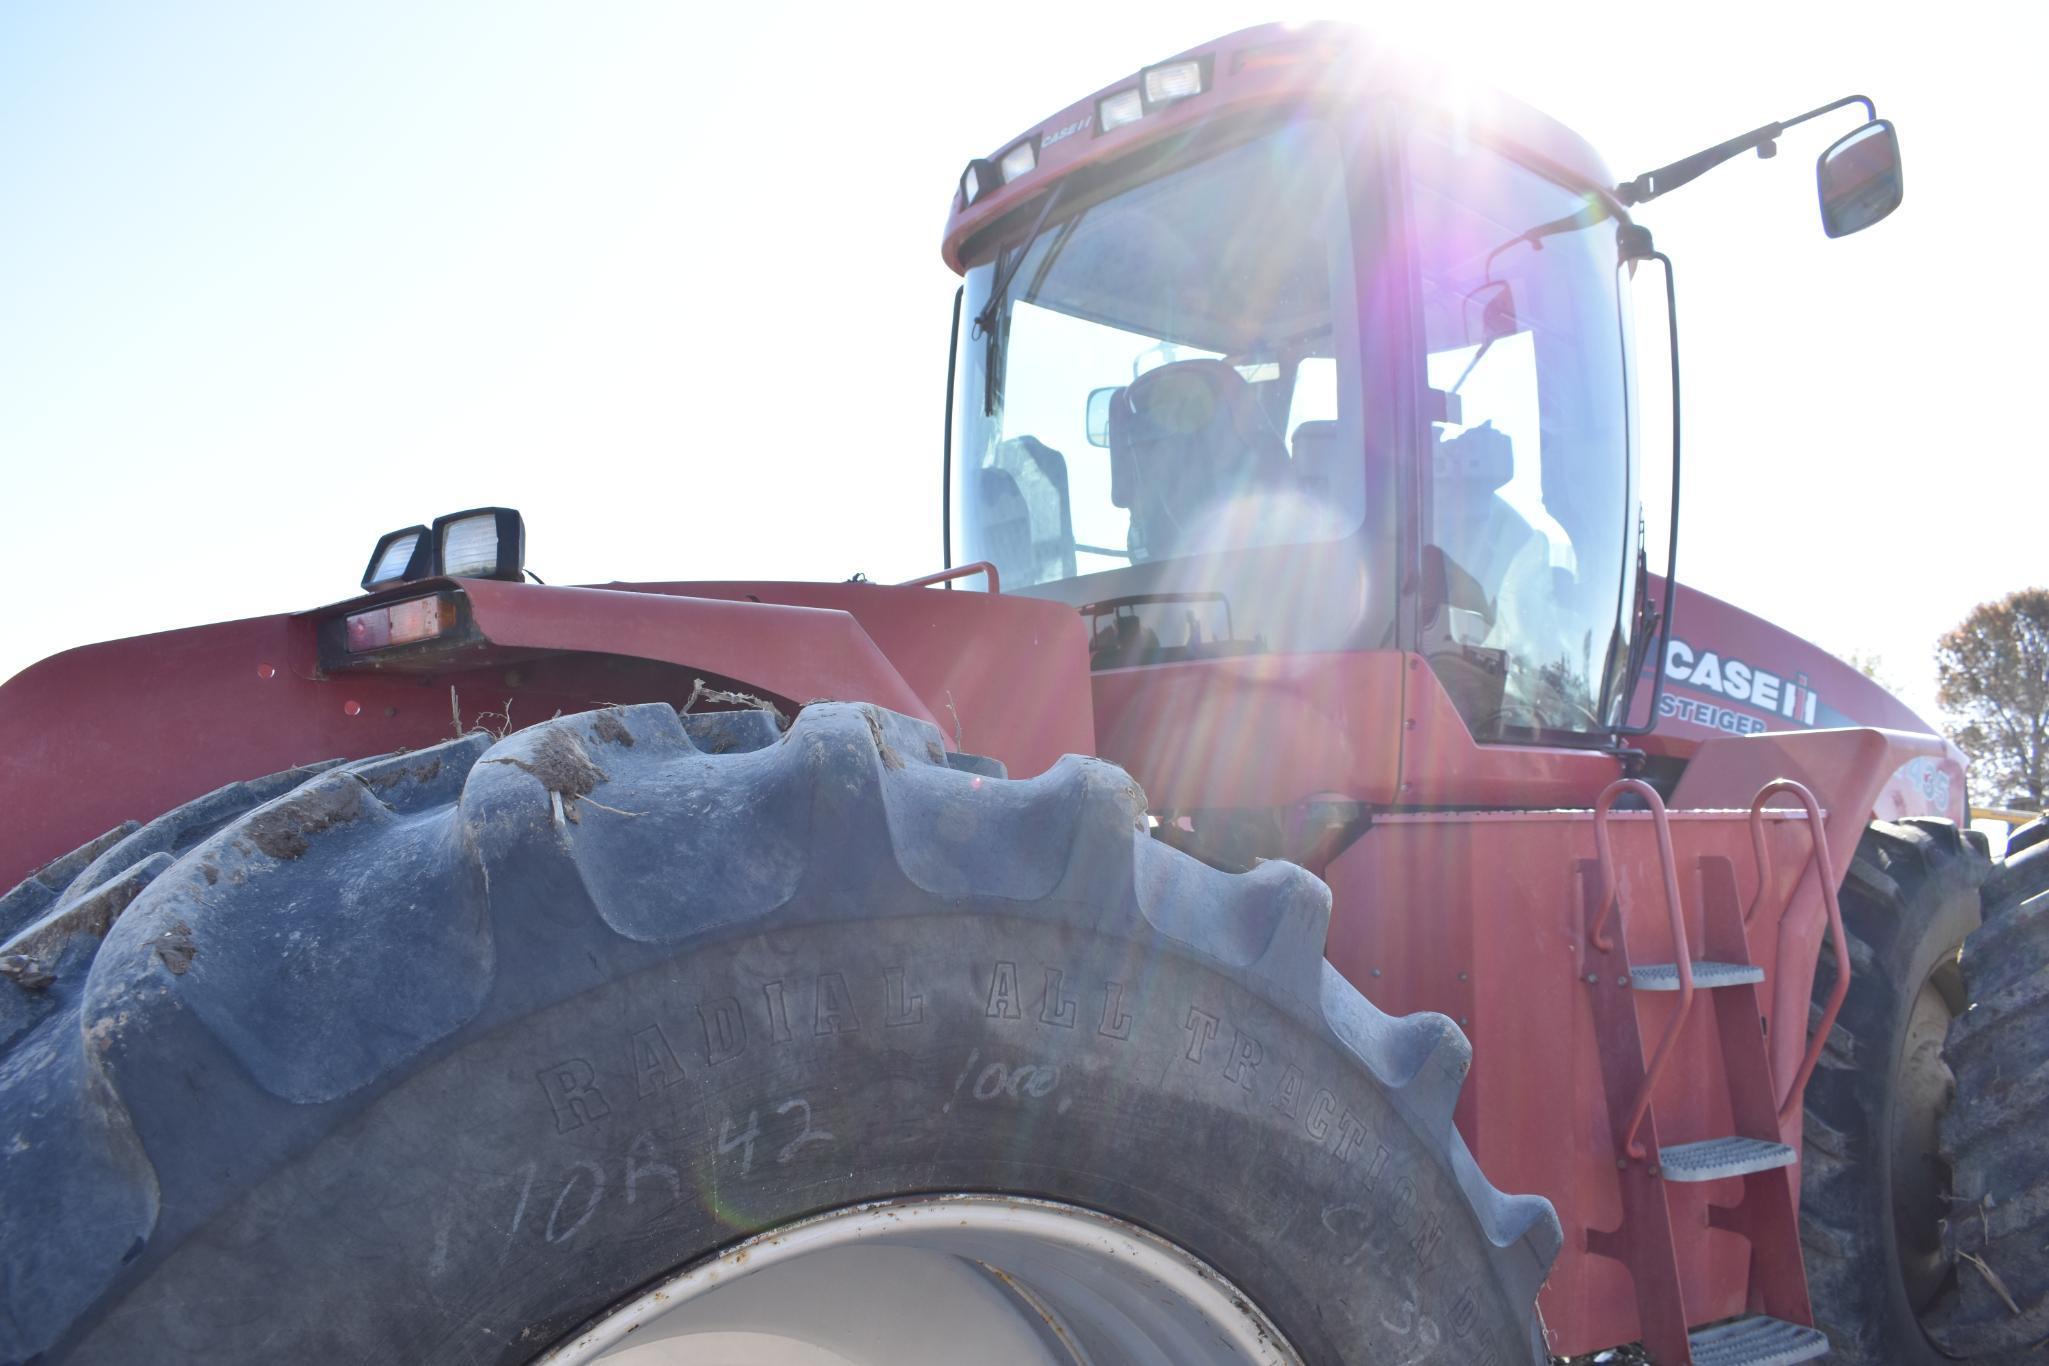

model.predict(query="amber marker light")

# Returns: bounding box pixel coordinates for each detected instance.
[344,594,458,652]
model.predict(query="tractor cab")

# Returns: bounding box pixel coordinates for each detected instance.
[947,32,1644,752]
[944,24,1902,773]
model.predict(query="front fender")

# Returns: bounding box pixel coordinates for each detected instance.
[0,579,966,890]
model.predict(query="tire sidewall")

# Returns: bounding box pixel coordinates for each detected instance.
[1804,827,1981,1363]
[70,912,1524,1366]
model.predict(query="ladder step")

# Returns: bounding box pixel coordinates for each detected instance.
[1660,1135,1796,1182]
[1688,1314,1830,1365]
[1630,960,1764,991]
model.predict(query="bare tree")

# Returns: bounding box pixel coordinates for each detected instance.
[1841,648,1895,692]
[1937,588,2049,810]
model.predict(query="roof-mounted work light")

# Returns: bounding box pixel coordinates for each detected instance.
[998,139,1038,184]
[959,158,999,206]
[361,525,433,592]
[1097,87,1144,133]
[433,507,526,580]
[1141,57,1208,110]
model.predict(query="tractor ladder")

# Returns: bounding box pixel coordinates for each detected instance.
[1581,777,1846,1365]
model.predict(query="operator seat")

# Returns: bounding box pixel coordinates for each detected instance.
[1107,359,1287,561]
[974,467,1034,584]
[1288,418,1367,517]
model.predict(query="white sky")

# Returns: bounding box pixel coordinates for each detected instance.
[3,2,2039,729]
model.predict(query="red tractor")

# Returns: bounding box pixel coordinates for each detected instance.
[4,23,2044,1365]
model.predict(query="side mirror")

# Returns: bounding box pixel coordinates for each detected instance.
[1085,387,1118,447]
[1817,120,1902,238]
[1478,281,1518,340]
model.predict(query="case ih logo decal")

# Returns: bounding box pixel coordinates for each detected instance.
[1660,637,1821,735]
[1040,113,1093,149]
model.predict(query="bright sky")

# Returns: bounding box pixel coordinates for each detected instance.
[3,3,2038,731]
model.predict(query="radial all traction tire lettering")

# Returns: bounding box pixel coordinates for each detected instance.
[524,956,1454,1288]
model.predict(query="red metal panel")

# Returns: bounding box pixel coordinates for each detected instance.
[1673,726,1945,1090]
[0,579,1094,891]
[454,580,938,724]
[1088,651,1405,811]
[1322,795,1876,1356]
[940,23,1614,273]
[1396,654,1626,808]
[1642,581,1968,822]
[616,580,1095,782]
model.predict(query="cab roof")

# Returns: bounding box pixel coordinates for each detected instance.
[941,21,1618,273]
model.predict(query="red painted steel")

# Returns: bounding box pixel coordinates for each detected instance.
[1580,778,1817,1361]
[1673,726,1945,1100]
[1591,779,1694,1160]
[1695,858,1813,1340]
[1089,651,1406,811]
[1398,656,1629,809]
[897,561,1001,593]
[1323,728,1917,1354]
[941,22,1614,273]
[1580,860,1695,1362]
[451,579,935,723]
[1748,780,1850,1124]
[617,580,1094,782]
[0,578,1095,891]
[1647,581,1967,823]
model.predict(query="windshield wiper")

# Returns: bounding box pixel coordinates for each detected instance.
[975,180,1074,416]
[972,179,1071,340]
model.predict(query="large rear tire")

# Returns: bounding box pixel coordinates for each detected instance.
[0,701,1559,1364]
[1929,838,2049,1358]
[1800,819,1986,1363]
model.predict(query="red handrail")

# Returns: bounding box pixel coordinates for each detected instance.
[898,561,1001,593]
[1592,777,1693,1161]
[1749,778,1849,1123]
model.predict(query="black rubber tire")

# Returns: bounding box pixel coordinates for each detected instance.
[1929,839,2049,1358]
[1800,819,1987,1364]
[2003,816,2048,860]
[0,701,1560,1365]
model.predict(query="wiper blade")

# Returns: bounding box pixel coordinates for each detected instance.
[972,178,1072,340]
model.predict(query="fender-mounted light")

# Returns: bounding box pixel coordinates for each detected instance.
[344,593,458,652]
[998,139,1038,184]
[1141,57,1207,109]
[433,506,525,580]
[1097,87,1144,133]
[361,525,433,591]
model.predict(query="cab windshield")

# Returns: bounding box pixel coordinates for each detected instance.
[950,120,1366,603]
[948,114,1639,743]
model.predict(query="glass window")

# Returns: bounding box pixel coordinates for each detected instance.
[1408,129,1636,741]
[951,122,1365,597]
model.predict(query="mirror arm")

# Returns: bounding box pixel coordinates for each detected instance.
[1614,230,1681,739]
[1615,95,1878,207]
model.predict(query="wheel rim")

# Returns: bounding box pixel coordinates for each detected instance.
[535,1195,1303,1366]
[1896,955,1966,1317]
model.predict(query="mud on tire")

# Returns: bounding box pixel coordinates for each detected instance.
[0,702,1560,1364]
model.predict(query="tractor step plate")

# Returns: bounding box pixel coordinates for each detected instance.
[1687,1314,1829,1365]
[1659,1136,1796,1182]
[1629,960,1765,991]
